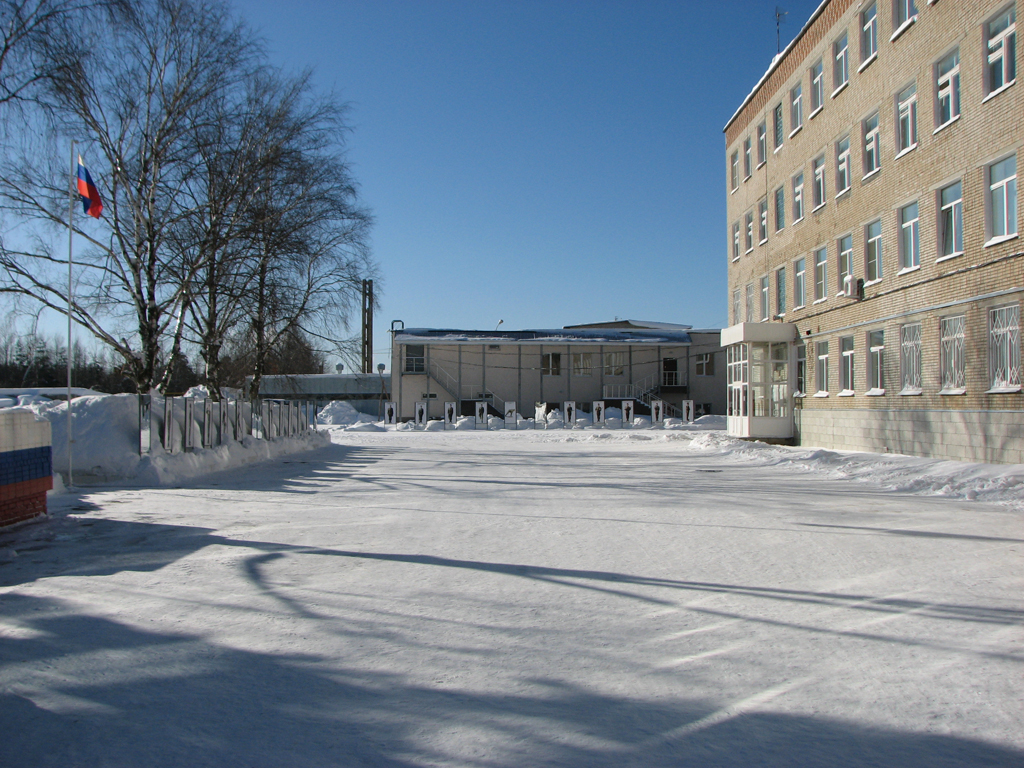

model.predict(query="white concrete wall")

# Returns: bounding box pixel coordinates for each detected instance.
[794,408,1024,464]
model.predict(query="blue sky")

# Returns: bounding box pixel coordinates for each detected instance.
[234,0,823,368]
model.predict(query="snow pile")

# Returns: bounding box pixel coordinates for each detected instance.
[316,400,372,426]
[684,431,1024,509]
[22,393,328,486]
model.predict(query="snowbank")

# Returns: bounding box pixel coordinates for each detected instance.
[316,400,373,426]
[23,393,329,487]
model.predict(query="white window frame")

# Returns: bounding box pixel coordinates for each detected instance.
[745,211,755,252]
[815,341,829,395]
[865,219,883,282]
[793,172,805,222]
[989,304,1021,391]
[774,186,786,231]
[774,103,785,150]
[795,343,807,396]
[896,83,918,156]
[572,352,592,377]
[836,136,851,194]
[696,353,714,376]
[939,315,966,393]
[867,330,885,393]
[935,49,960,130]
[732,221,741,261]
[892,0,918,40]
[760,276,770,321]
[732,290,741,325]
[899,201,920,271]
[790,83,803,135]
[838,234,854,294]
[814,246,828,302]
[794,257,806,309]
[730,151,739,191]
[812,156,826,209]
[758,199,768,244]
[987,154,1018,244]
[542,352,562,377]
[861,3,878,67]
[900,322,922,394]
[745,283,755,323]
[743,136,752,179]
[757,121,767,166]
[840,336,855,394]
[863,111,881,177]
[604,351,626,377]
[810,59,824,114]
[833,32,849,95]
[938,180,963,259]
[985,6,1016,98]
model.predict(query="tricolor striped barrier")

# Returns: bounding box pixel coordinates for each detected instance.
[0,410,53,527]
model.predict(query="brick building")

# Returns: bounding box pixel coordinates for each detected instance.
[722,0,1021,462]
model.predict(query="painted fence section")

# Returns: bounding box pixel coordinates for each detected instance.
[0,409,53,527]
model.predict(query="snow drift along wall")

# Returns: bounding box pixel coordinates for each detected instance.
[0,409,53,527]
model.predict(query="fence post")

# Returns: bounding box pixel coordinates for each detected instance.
[139,394,152,455]
[163,396,176,453]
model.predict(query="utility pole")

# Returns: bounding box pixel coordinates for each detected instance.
[361,279,373,374]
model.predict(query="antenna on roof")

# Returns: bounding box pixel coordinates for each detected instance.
[775,6,788,53]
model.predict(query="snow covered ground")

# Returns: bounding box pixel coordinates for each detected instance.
[1,426,1022,767]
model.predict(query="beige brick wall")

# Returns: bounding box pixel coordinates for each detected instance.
[726,0,1024,461]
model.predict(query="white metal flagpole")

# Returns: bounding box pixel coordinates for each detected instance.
[67,140,75,488]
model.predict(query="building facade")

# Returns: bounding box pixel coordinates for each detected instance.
[390,320,725,422]
[723,0,1022,462]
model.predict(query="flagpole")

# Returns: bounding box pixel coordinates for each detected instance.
[67,140,75,488]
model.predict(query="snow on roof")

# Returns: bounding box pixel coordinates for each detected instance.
[394,327,694,345]
[723,0,831,134]
[562,320,693,331]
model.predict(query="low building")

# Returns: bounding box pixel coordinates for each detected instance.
[251,373,391,418]
[390,320,725,421]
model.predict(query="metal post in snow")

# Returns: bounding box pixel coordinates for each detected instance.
[66,141,75,487]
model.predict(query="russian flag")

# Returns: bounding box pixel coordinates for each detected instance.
[76,156,103,219]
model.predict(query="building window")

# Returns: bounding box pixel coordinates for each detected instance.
[793,172,805,221]
[865,219,883,281]
[833,32,849,92]
[758,199,768,243]
[939,181,963,257]
[986,6,1016,96]
[814,246,828,301]
[812,156,826,209]
[988,154,1018,242]
[900,201,920,270]
[745,211,754,252]
[727,345,748,417]
[757,121,767,165]
[863,112,880,175]
[816,341,829,394]
[746,283,755,323]
[774,186,786,231]
[743,136,752,178]
[542,352,562,376]
[794,257,806,308]
[840,336,855,393]
[894,0,918,31]
[732,290,741,325]
[790,83,803,132]
[730,151,739,190]
[836,136,851,194]
[838,234,853,293]
[696,353,714,376]
[990,304,1021,389]
[776,266,787,315]
[900,322,922,393]
[936,49,960,127]
[861,3,878,63]
[896,83,918,154]
[760,276,770,321]
[732,221,741,260]
[810,59,824,113]
[868,330,885,392]
[404,344,425,373]
[795,344,807,395]
[572,352,592,377]
[604,351,625,376]
[774,102,784,149]
[940,315,966,392]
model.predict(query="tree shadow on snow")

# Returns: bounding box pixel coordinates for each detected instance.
[0,593,1020,768]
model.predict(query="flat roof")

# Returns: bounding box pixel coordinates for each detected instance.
[394,328,694,345]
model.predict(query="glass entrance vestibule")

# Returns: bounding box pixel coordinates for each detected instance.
[721,323,797,439]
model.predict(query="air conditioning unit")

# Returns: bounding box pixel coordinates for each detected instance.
[843,274,855,297]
